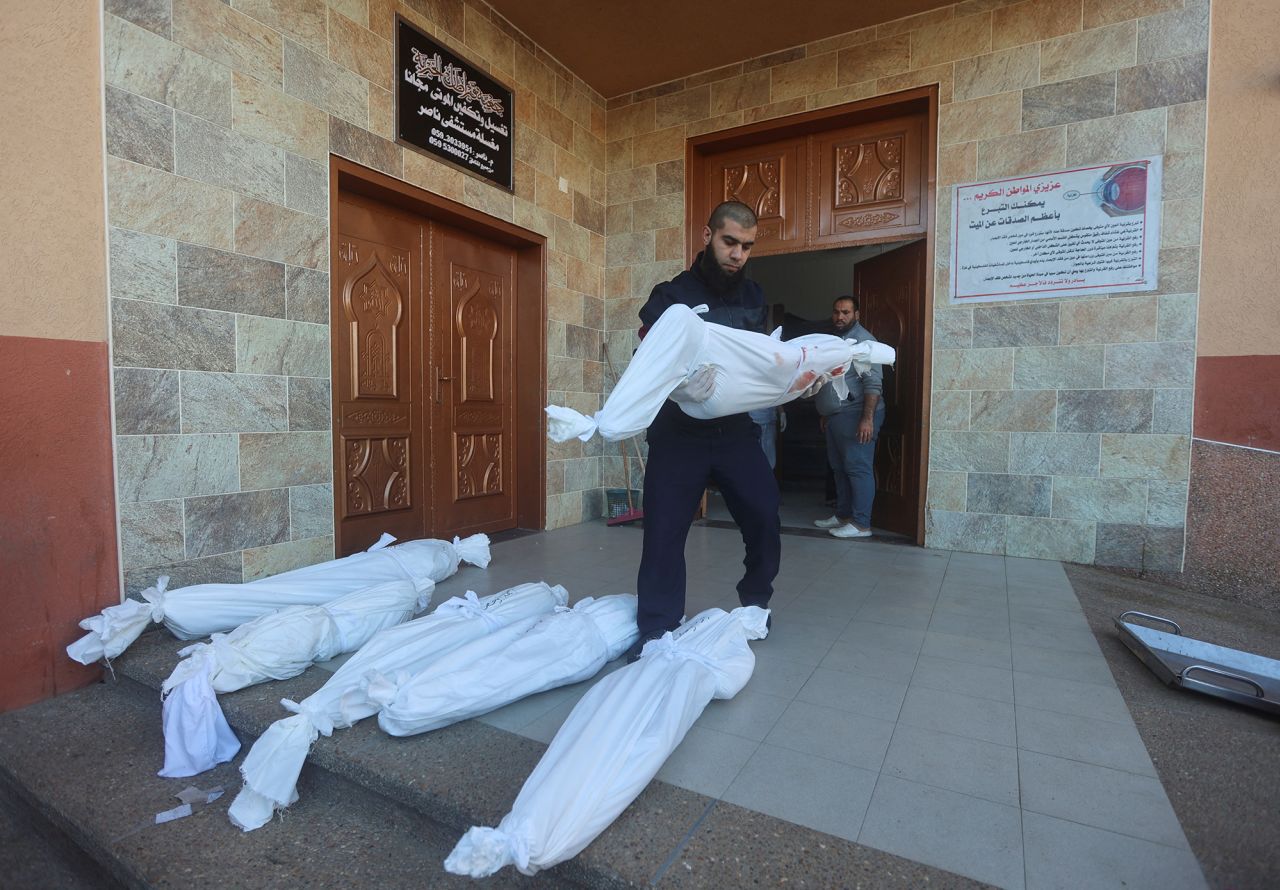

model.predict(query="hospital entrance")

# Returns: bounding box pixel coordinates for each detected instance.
[703,238,928,542]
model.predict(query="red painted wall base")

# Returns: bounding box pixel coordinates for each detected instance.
[0,334,119,712]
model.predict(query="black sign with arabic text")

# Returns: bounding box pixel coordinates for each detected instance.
[395,17,514,191]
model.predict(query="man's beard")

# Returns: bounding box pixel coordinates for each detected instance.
[698,249,747,294]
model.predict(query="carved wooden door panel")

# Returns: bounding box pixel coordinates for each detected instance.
[332,197,425,554]
[812,114,926,247]
[703,138,804,256]
[855,239,926,538]
[428,222,517,536]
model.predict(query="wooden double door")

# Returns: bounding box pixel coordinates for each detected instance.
[332,194,518,555]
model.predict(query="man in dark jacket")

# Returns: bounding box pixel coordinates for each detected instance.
[627,201,780,661]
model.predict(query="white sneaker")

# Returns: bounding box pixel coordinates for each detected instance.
[829,523,872,539]
[813,515,845,529]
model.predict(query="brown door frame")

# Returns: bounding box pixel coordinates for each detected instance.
[329,156,547,547]
[685,86,938,545]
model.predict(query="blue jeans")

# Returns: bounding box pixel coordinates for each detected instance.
[748,408,777,469]
[824,403,884,528]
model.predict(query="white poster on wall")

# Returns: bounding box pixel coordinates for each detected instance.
[950,156,1162,304]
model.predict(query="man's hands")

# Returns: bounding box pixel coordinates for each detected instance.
[857,417,874,443]
[672,364,716,402]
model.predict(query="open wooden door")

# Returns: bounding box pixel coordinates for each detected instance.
[332,196,426,552]
[855,239,927,538]
[428,222,518,536]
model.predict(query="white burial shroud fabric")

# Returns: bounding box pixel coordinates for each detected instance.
[226,582,569,832]
[158,579,426,778]
[444,605,770,878]
[544,303,895,442]
[66,533,491,665]
[375,594,639,737]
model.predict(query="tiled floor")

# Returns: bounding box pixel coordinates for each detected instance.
[422,521,1208,890]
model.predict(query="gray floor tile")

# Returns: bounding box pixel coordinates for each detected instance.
[898,685,1017,747]
[1013,671,1134,724]
[795,667,909,722]
[854,601,934,630]
[1010,622,1101,655]
[694,688,791,742]
[1011,643,1117,687]
[860,774,1025,890]
[752,626,836,666]
[655,725,758,798]
[764,700,895,771]
[1007,604,1088,632]
[861,587,939,610]
[474,686,576,733]
[1007,585,1082,612]
[746,651,817,699]
[921,630,1014,669]
[928,610,1012,643]
[932,597,1011,621]
[911,655,1015,704]
[1015,706,1156,777]
[1019,750,1190,849]
[819,639,920,684]
[789,591,867,619]
[766,613,850,644]
[883,723,1020,807]
[516,695,579,743]
[720,743,878,843]
[1023,811,1207,890]
[838,620,927,655]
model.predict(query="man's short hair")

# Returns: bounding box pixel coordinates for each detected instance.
[833,295,858,311]
[707,200,758,232]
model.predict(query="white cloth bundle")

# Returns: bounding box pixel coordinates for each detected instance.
[444,605,770,878]
[67,533,491,665]
[226,582,569,832]
[376,594,639,737]
[545,303,895,442]
[158,578,426,778]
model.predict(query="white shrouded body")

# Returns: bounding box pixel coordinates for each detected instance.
[444,605,769,877]
[66,533,491,665]
[376,594,639,737]
[225,582,569,832]
[545,304,895,442]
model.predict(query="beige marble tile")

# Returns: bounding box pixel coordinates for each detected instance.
[238,0,328,56]
[1100,434,1190,481]
[976,126,1066,178]
[1021,71,1116,130]
[107,156,235,249]
[368,84,394,140]
[876,62,955,104]
[1060,296,1158,344]
[770,53,838,103]
[807,80,880,111]
[631,194,683,233]
[329,116,400,177]
[744,97,807,124]
[232,72,328,162]
[954,44,1039,102]
[105,13,233,128]
[283,38,368,127]
[656,86,711,129]
[184,487,291,557]
[938,142,977,187]
[1161,150,1204,200]
[235,196,328,268]
[327,7,392,90]
[1084,0,1181,30]
[236,314,329,376]
[1040,21,1136,84]
[939,91,1022,145]
[932,390,972,431]
[173,0,283,85]
[1137,0,1209,63]
[608,166,656,204]
[933,348,1016,391]
[927,471,968,512]
[516,129,556,177]
[608,99,656,140]
[992,0,1082,51]
[402,149,466,200]
[684,111,746,137]
[115,433,240,502]
[110,228,177,304]
[119,499,185,568]
[911,11,993,69]
[175,111,286,204]
[837,35,912,85]
[710,70,772,117]
[971,390,1057,432]
[1160,198,1203,249]
[243,535,334,581]
[1116,52,1208,114]
[632,126,684,167]
[809,26,878,57]
[105,85,175,173]
[462,4,513,77]
[1065,107,1165,166]
[1165,100,1206,153]
[878,6,955,39]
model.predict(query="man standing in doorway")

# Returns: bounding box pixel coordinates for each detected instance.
[627,201,780,661]
[814,296,884,539]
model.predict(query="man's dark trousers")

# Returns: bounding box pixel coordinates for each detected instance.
[636,426,781,638]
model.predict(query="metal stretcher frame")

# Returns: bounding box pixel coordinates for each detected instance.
[1114,611,1280,716]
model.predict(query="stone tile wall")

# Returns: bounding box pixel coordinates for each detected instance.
[105,0,609,593]
[604,0,1208,567]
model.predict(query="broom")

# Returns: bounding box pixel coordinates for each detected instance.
[602,341,645,526]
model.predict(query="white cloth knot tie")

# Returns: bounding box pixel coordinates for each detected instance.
[436,590,505,632]
[141,575,170,622]
[281,698,335,736]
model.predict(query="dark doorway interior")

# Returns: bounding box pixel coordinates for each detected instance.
[714,238,926,540]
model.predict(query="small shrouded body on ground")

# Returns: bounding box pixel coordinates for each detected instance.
[225,582,569,832]
[444,605,770,878]
[66,534,491,665]
[544,304,894,443]
[159,578,427,778]
[374,594,639,737]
